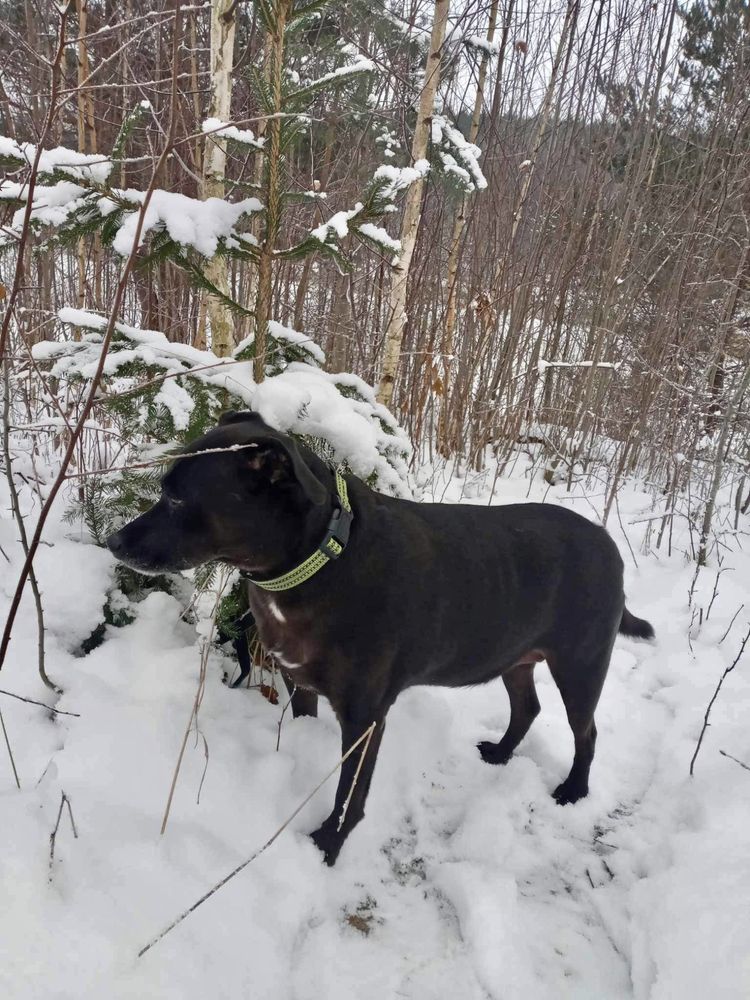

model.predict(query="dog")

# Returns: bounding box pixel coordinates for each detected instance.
[107,410,654,865]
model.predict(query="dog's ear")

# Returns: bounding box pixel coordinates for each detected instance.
[247,437,327,506]
[219,409,254,426]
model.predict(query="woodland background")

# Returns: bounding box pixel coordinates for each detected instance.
[0,0,749,713]
[1,6,750,995]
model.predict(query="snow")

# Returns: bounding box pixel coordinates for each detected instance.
[356,222,401,253]
[201,117,265,150]
[267,320,326,366]
[109,189,264,258]
[431,115,487,192]
[310,203,363,244]
[154,378,196,432]
[0,136,113,183]
[2,445,750,998]
[252,364,410,495]
[297,51,375,92]
[233,320,327,367]
[372,159,430,199]
[0,147,264,257]
[37,309,409,495]
[0,179,90,237]
[465,35,501,57]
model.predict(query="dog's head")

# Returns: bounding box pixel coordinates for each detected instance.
[106,411,329,575]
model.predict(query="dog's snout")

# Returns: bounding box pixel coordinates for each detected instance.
[106,531,125,556]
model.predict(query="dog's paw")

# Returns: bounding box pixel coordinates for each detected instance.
[477,740,512,766]
[552,778,588,805]
[310,824,343,867]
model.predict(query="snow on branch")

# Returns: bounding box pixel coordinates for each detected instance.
[464,35,501,57]
[36,309,411,497]
[357,222,401,254]
[0,136,113,183]
[431,115,487,192]
[100,188,263,257]
[537,360,623,375]
[0,136,264,260]
[372,159,430,200]
[311,203,364,244]
[201,118,266,150]
[289,47,375,100]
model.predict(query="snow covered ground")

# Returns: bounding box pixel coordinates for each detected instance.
[1,453,749,999]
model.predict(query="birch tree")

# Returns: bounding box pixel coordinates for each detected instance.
[200,0,238,357]
[376,0,450,410]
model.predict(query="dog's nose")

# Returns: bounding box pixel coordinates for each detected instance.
[106,531,125,557]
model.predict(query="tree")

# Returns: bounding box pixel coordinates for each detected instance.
[376,0,450,410]
[200,0,240,357]
[680,0,750,109]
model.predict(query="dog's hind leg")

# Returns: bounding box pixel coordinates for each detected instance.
[478,663,541,766]
[547,643,612,805]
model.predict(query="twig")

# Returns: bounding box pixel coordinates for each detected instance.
[161,565,231,835]
[0,688,80,717]
[3,363,57,691]
[138,721,376,959]
[48,790,78,880]
[62,442,263,481]
[0,707,21,788]
[615,490,638,569]
[160,637,209,835]
[719,604,744,644]
[690,622,750,775]
[719,749,750,773]
[276,681,295,752]
[706,565,732,621]
[195,731,210,805]
[337,721,376,832]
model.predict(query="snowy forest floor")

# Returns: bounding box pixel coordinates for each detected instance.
[1,452,749,1000]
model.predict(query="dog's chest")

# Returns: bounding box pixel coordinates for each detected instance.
[250,595,315,681]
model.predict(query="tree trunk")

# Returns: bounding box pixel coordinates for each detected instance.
[75,0,98,314]
[201,0,237,358]
[253,0,290,382]
[376,0,450,410]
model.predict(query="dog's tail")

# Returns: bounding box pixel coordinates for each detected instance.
[619,606,655,640]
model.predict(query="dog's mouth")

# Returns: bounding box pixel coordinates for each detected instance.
[105,531,196,575]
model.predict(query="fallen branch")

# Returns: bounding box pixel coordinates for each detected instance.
[138,721,376,959]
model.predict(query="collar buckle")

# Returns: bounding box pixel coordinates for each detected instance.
[318,502,353,560]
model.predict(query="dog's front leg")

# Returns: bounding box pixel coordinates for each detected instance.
[310,710,387,866]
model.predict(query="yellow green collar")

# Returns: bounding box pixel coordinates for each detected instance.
[245,472,352,592]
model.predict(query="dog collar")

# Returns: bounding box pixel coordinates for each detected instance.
[243,471,353,592]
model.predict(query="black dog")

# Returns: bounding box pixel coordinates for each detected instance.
[107,411,654,865]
